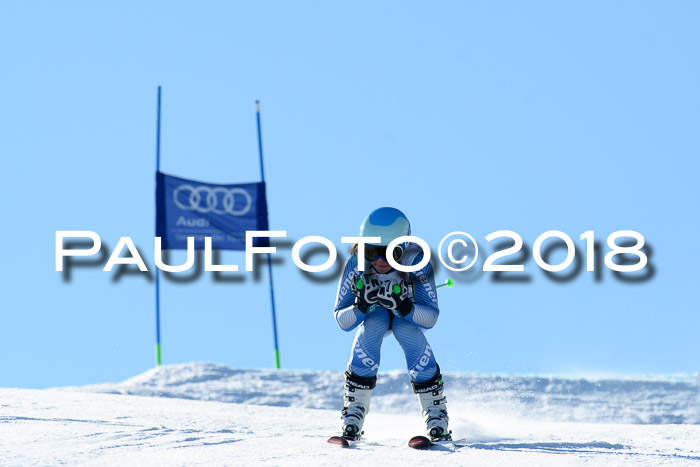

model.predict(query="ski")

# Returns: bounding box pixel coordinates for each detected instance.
[327,435,358,448]
[408,435,434,449]
[408,435,468,449]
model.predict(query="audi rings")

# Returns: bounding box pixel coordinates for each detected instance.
[173,185,253,216]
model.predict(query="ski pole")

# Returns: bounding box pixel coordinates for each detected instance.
[356,278,455,292]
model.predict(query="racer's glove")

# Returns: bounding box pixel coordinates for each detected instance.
[351,274,381,313]
[376,279,413,317]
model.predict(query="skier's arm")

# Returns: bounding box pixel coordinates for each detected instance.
[333,255,367,332]
[404,255,440,329]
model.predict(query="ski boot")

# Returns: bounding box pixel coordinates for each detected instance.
[412,367,452,442]
[340,370,376,441]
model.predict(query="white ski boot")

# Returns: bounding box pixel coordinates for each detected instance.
[340,370,376,440]
[412,368,451,441]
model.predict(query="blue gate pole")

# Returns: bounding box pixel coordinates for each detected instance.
[155,86,163,366]
[255,100,281,369]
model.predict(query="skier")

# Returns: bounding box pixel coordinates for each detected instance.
[332,207,451,444]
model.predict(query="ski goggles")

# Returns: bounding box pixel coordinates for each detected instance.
[364,244,403,263]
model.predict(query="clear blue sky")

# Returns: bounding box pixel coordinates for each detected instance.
[2,1,698,388]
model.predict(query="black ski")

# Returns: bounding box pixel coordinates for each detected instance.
[408,435,434,449]
[327,435,358,448]
[408,435,468,449]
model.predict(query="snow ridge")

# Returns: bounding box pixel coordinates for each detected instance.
[65,362,700,425]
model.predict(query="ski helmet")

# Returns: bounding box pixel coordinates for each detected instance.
[359,207,411,246]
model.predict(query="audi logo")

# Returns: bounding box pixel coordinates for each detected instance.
[173,184,253,216]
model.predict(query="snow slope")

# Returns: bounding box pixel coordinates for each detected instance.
[2,363,699,465]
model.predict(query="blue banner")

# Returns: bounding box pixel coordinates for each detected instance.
[156,171,269,250]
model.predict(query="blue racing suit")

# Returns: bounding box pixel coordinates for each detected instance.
[333,244,440,383]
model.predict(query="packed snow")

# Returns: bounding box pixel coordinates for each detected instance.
[1,362,699,465]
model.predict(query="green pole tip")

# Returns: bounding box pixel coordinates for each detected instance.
[446,278,454,288]
[393,284,401,294]
[156,343,162,366]
[356,279,364,290]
